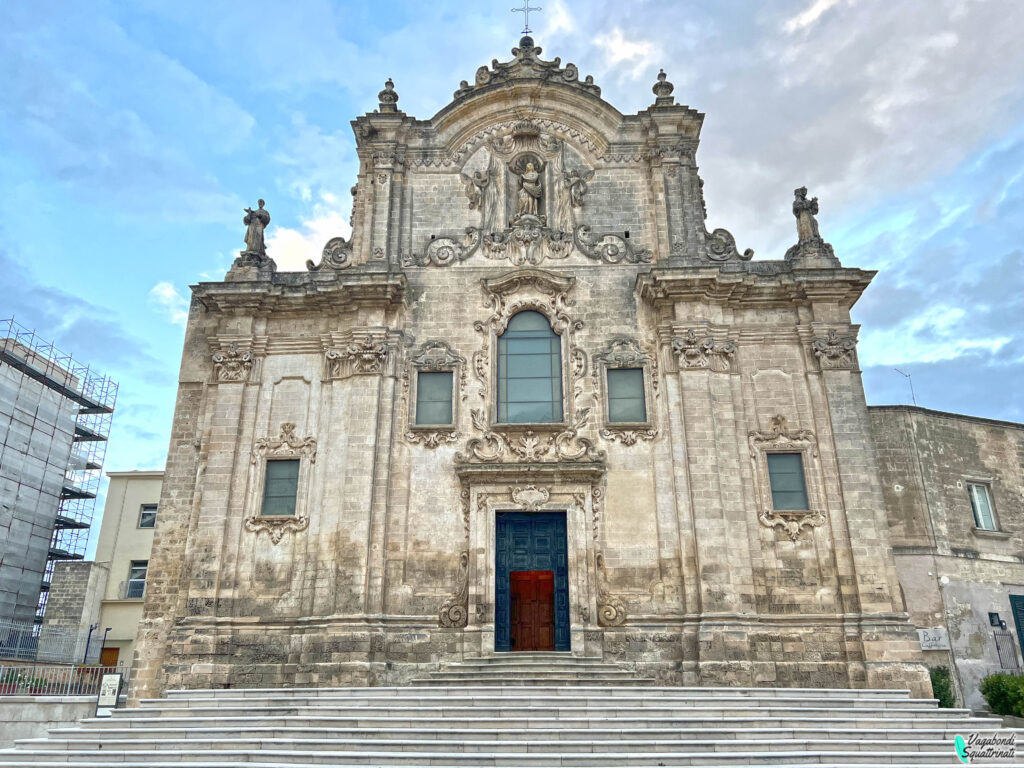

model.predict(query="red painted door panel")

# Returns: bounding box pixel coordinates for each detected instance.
[510,570,555,651]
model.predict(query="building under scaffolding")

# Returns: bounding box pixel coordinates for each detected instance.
[0,318,116,630]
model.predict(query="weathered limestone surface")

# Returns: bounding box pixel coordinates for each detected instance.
[129,38,930,701]
[870,406,1024,709]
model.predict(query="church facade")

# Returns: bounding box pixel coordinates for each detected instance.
[130,37,931,700]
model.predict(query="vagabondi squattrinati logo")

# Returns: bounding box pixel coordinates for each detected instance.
[955,732,1016,763]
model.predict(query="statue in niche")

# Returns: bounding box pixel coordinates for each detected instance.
[243,199,271,256]
[512,157,545,219]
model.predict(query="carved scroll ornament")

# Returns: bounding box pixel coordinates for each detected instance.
[439,551,469,627]
[811,329,858,370]
[212,342,254,382]
[671,330,737,373]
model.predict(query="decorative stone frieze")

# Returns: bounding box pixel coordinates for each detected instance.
[811,329,858,370]
[748,415,825,541]
[211,342,254,382]
[457,409,604,464]
[671,330,737,373]
[243,423,317,545]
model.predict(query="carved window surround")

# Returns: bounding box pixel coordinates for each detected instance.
[403,340,466,449]
[593,337,659,446]
[748,415,826,541]
[244,423,317,544]
[457,269,603,465]
[323,329,394,380]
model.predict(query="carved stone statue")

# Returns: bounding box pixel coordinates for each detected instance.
[515,161,543,217]
[243,199,270,257]
[792,187,820,242]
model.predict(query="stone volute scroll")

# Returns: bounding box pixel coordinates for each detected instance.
[244,423,317,545]
[438,551,469,628]
[748,415,825,541]
[307,235,353,271]
[785,186,841,268]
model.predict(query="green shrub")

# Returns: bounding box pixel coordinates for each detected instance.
[980,672,1024,717]
[929,666,956,708]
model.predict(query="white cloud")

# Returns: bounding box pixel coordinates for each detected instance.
[148,282,190,327]
[783,0,843,33]
[592,27,661,82]
[266,195,352,272]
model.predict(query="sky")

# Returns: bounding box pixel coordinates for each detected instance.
[1,1,1022,554]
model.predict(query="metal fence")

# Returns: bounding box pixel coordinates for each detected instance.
[0,618,99,664]
[0,664,130,696]
[994,630,1020,670]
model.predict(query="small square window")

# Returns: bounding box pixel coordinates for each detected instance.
[415,371,454,426]
[968,483,997,531]
[138,504,157,529]
[262,459,299,517]
[606,368,646,423]
[766,453,809,511]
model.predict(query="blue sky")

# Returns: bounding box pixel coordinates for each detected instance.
[2,1,1022,552]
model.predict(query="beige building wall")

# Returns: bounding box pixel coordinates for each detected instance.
[94,471,162,666]
[870,406,1024,710]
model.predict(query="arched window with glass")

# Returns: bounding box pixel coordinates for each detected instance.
[497,310,564,423]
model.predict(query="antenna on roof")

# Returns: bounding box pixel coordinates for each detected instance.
[894,368,918,406]
[511,0,542,35]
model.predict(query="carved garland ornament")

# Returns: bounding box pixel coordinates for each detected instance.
[748,415,824,541]
[671,330,737,373]
[811,329,858,370]
[244,423,317,544]
[212,342,254,382]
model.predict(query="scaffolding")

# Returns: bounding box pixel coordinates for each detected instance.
[0,318,117,624]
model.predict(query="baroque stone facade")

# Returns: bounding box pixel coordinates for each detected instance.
[130,37,931,699]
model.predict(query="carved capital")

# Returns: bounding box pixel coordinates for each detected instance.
[671,330,737,373]
[212,342,255,382]
[326,335,389,379]
[811,329,858,370]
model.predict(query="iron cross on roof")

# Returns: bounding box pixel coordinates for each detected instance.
[512,0,542,35]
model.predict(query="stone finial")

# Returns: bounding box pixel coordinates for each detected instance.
[378,78,399,112]
[652,69,675,106]
[784,186,841,268]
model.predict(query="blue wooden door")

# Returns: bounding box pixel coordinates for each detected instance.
[495,512,570,651]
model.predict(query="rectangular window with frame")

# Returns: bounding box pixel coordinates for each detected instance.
[968,482,997,531]
[126,560,148,599]
[606,368,647,423]
[415,370,454,426]
[766,452,809,511]
[261,459,300,517]
[138,504,157,529]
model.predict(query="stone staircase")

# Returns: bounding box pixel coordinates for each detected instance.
[0,652,1018,766]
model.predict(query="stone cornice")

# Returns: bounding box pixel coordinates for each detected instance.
[193,272,406,314]
[455,461,605,485]
[636,266,875,309]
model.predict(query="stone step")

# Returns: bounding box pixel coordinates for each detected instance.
[71,714,1001,730]
[162,684,915,699]
[40,724,1016,742]
[0,748,962,765]
[0,762,974,768]
[137,692,938,709]
[103,703,965,720]
[416,676,661,686]
[8,735,969,754]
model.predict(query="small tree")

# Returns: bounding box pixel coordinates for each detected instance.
[929,666,956,708]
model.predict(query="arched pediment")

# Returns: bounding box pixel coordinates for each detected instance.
[430,37,623,161]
